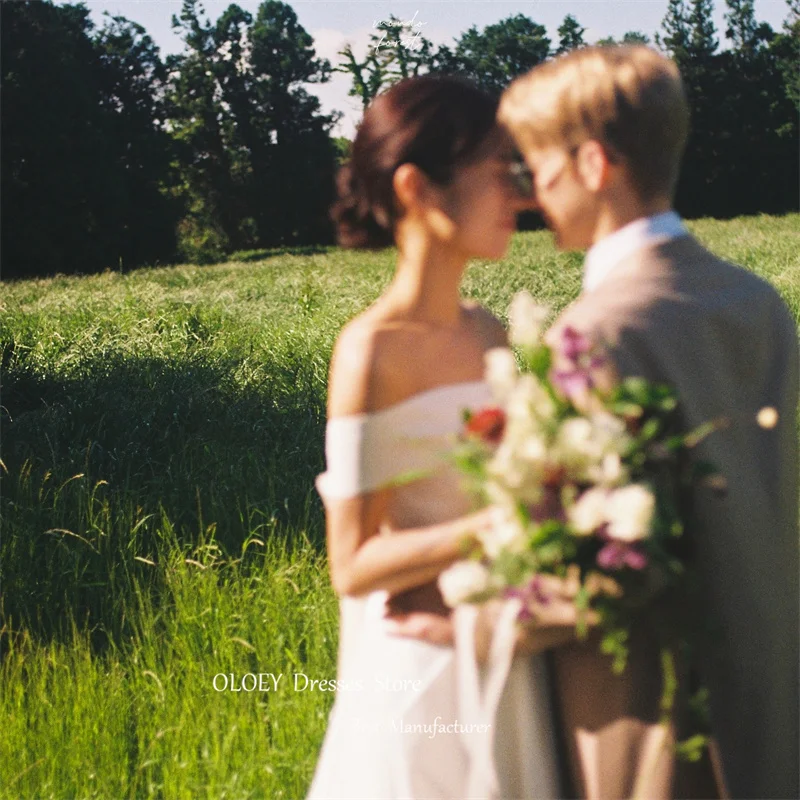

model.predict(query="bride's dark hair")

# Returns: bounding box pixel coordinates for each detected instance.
[331,75,500,249]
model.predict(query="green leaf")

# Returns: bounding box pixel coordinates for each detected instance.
[574,584,591,638]
[684,420,723,448]
[638,416,662,442]
[659,647,678,717]
[674,734,710,763]
[621,376,650,402]
[600,627,629,673]
[524,345,552,380]
[610,400,644,418]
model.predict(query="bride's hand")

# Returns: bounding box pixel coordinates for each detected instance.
[384,586,600,661]
[449,506,500,553]
[383,608,456,647]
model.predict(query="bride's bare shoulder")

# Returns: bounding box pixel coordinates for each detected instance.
[327,313,422,418]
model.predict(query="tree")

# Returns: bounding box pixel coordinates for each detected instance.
[725,0,758,50]
[772,0,800,110]
[247,0,338,244]
[1,0,179,277]
[335,15,436,110]
[165,0,339,257]
[333,137,351,165]
[94,13,181,269]
[622,31,651,44]
[688,0,718,61]
[596,31,650,47]
[556,14,586,54]
[656,0,798,217]
[335,44,387,111]
[450,15,551,94]
[165,2,243,259]
[656,0,691,64]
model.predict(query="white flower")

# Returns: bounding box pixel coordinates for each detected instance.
[605,484,656,542]
[557,417,594,455]
[484,479,517,509]
[587,452,628,487]
[508,374,557,425]
[487,438,546,505]
[438,561,492,607]
[567,487,609,536]
[590,411,629,443]
[477,507,526,558]
[484,347,518,403]
[509,291,550,348]
[554,412,632,482]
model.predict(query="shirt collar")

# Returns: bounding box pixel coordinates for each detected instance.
[582,211,688,293]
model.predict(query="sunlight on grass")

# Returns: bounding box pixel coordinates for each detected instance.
[1,215,798,798]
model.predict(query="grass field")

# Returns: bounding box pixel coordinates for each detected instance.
[2,215,799,798]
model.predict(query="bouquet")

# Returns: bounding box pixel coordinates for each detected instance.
[439,291,729,764]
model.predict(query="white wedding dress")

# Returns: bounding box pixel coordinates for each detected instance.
[309,381,560,800]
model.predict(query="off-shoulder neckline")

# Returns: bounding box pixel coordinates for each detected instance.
[326,379,490,424]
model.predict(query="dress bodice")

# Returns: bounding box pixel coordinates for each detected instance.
[316,380,493,530]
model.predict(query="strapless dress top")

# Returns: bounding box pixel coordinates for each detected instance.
[316,380,493,526]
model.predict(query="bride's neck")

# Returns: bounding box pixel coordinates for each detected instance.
[387,231,466,327]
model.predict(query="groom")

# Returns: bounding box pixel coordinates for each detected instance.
[392,45,799,799]
[496,44,799,799]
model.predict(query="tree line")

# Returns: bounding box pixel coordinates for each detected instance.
[1,0,797,279]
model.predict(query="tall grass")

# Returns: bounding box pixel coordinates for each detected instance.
[1,216,798,798]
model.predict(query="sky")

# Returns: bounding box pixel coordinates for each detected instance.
[73,0,793,137]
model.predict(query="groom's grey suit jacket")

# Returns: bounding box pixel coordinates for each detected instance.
[545,234,799,799]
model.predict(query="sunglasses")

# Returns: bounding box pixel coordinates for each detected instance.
[507,143,590,200]
[508,155,534,199]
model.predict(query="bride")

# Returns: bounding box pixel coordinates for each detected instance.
[308,75,562,800]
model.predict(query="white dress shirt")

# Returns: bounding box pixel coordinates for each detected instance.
[582,210,688,293]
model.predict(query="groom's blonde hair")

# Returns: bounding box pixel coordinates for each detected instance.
[498,45,689,201]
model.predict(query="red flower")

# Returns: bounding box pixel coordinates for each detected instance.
[465,406,506,445]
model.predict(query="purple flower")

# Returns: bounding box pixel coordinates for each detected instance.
[560,326,592,363]
[623,548,648,570]
[588,353,607,372]
[550,329,608,404]
[597,542,649,571]
[530,575,551,604]
[551,368,593,401]
[506,575,551,620]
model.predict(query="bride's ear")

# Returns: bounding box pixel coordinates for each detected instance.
[393,163,433,214]
[393,162,457,241]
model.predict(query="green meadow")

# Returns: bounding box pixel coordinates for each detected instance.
[1,215,798,799]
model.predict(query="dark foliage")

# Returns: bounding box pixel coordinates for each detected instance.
[1,1,797,279]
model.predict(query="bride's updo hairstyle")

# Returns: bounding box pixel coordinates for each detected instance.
[331,75,500,249]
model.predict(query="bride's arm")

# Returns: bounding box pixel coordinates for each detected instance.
[325,495,492,597]
[322,320,493,598]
